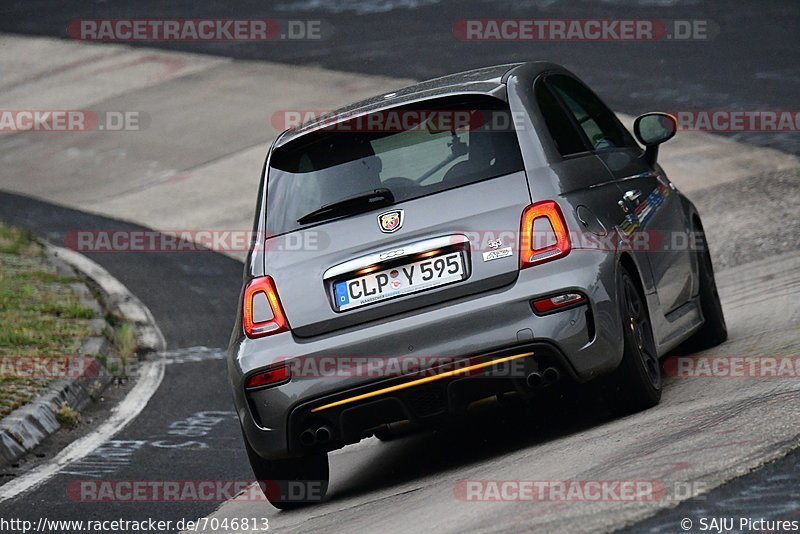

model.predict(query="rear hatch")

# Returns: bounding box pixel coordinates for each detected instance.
[263,96,532,337]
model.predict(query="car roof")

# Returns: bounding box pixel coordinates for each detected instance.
[273,61,562,148]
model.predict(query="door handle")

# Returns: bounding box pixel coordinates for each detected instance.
[623,189,643,203]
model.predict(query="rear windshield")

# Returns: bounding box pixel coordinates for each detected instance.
[265,96,524,235]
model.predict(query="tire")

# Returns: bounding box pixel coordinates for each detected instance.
[685,225,727,351]
[243,432,329,510]
[606,265,662,414]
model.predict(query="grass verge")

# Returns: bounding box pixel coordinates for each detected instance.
[0,224,94,419]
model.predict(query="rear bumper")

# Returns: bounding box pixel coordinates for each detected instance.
[229,250,623,460]
[285,342,574,455]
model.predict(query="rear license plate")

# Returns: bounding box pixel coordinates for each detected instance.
[334,251,466,311]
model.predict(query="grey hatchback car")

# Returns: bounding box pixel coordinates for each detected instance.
[228,62,727,509]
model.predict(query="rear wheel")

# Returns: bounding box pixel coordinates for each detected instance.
[243,433,329,510]
[606,266,662,414]
[685,224,727,350]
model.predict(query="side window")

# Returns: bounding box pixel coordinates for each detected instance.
[534,80,588,156]
[548,75,637,151]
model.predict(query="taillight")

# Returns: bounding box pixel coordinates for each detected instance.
[520,200,571,269]
[245,364,290,390]
[243,276,289,338]
[532,292,586,315]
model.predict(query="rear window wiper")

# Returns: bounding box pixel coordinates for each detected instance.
[297,188,395,225]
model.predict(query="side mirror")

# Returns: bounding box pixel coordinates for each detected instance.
[633,112,677,165]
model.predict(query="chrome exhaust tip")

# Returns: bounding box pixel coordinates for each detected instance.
[542,367,561,385]
[526,371,543,388]
[315,425,333,443]
[299,429,316,447]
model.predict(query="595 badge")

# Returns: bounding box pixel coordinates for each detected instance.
[483,239,513,262]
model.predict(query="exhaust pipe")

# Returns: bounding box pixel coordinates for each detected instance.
[299,429,316,447]
[542,367,561,385]
[526,371,543,388]
[300,425,334,447]
[315,425,333,444]
[526,368,561,389]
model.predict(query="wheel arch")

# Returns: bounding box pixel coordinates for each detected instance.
[616,251,661,356]
[618,252,648,305]
[681,194,705,297]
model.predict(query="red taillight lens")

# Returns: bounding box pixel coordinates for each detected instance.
[245,364,290,390]
[520,200,571,269]
[243,276,289,338]
[532,292,586,314]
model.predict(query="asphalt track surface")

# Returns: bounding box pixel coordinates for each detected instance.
[0,1,799,532]
[0,192,250,526]
[1,0,799,155]
[2,188,799,531]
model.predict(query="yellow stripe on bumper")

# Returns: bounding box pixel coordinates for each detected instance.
[310,351,534,413]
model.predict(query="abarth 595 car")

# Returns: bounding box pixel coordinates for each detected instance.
[227,62,726,509]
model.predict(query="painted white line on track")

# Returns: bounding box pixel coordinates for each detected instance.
[162,347,226,365]
[0,358,165,502]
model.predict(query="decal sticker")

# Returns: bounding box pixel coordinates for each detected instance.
[483,247,513,262]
